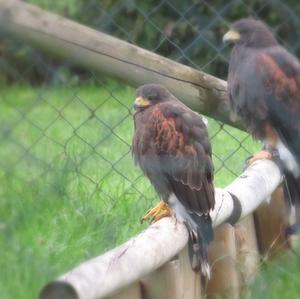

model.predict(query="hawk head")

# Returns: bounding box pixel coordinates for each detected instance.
[223,18,278,48]
[134,84,171,110]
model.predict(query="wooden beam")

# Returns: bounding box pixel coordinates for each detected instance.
[0,0,243,129]
[39,218,189,299]
[39,160,282,299]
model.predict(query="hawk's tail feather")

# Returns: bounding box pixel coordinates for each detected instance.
[187,214,214,279]
[188,230,211,278]
[283,172,300,237]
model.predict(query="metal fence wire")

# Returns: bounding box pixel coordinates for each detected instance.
[1,0,300,250]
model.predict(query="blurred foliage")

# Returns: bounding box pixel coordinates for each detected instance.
[2,0,300,85]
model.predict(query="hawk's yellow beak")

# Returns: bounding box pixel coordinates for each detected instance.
[134,97,150,107]
[223,30,240,43]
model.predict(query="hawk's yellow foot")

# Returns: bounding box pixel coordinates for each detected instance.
[141,201,171,223]
[247,150,272,165]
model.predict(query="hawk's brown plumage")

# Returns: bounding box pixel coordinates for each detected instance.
[224,18,300,234]
[132,84,215,277]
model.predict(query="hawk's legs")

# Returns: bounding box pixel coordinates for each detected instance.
[247,150,272,165]
[247,123,279,166]
[141,201,171,223]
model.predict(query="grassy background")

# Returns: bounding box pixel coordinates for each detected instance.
[1,82,299,299]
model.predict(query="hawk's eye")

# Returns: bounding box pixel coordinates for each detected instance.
[239,28,250,35]
[147,93,158,101]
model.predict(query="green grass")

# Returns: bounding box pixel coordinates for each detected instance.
[3,82,297,299]
[0,83,150,298]
[244,250,300,299]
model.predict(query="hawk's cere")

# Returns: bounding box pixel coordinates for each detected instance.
[132,84,215,277]
[224,18,300,235]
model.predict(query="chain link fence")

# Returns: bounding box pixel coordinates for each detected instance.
[1,0,300,256]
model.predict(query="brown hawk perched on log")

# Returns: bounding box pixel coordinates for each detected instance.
[223,18,300,235]
[132,84,215,277]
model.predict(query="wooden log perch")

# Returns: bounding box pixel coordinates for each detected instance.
[0,0,244,129]
[39,160,282,299]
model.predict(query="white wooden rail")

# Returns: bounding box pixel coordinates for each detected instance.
[39,160,282,299]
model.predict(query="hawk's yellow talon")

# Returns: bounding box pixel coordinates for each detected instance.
[247,150,272,165]
[141,201,171,223]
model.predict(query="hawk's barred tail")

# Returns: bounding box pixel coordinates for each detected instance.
[188,230,211,279]
[187,214,214,279]
[284,173,300,237]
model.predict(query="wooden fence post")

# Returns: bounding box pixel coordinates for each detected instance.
[234,215,259,289]
[106,283,142,299]
[140,260,181,299]
[253,185,290,258]
[206,223,239,299]
[178,246,201,299]
[141,246,202,299]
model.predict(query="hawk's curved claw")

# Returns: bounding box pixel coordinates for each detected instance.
[141,201,171,224]
[247,150,272,165]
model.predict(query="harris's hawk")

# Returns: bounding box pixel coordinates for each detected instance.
[132,84,215,277]
[223,18,300,235]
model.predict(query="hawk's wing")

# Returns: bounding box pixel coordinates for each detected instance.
[133,100,214,215]
[228,46,300,161]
